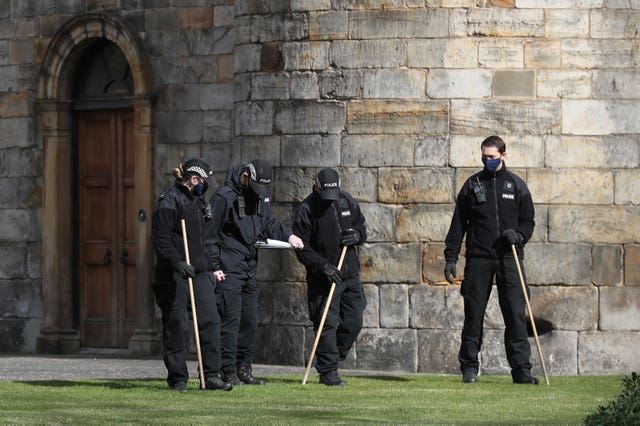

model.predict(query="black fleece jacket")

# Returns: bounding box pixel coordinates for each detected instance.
[444,165,535,262]
[206,165,292,278]
[293,191,366,286]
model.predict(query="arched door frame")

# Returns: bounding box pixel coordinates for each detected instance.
[35,12,159,355]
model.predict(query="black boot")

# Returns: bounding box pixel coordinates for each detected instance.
[237,362,266,385]
[222,372,244,386]
[319,370,347,386]
[204,373,233,391]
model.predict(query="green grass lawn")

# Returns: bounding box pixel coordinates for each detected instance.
[0,374,621,425]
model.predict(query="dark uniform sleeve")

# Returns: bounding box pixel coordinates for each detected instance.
[444,183,469,263]
[516,181,535,245]
[347,195,367,245]
[293,203,330,275]
[205,193,228,271]
[152,194,182,270]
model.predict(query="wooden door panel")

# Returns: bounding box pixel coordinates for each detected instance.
[78,109,136,348]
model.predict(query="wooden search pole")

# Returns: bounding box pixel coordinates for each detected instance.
[511,244,550,386]
[181,219,206,390]
[302,246,348,385]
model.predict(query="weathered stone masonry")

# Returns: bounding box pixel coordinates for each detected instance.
[0,1,638,375]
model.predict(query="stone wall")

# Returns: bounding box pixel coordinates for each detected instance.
[237,1,640,376]
[0,1,638,375]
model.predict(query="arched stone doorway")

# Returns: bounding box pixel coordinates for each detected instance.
[35,12,159,355]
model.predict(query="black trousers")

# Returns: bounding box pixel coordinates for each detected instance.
[154,272,222,387]
[215,273,258,375]
[458,256,532,377]
[307,274,366,374]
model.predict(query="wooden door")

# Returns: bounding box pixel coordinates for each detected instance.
[78,110,136,348]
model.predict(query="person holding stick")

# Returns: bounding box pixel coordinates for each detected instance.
[152,159,232,392]
[293,168,367,386]
[206,159,304,386]
[444,136,539,385]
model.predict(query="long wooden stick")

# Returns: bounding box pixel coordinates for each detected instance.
[511,244,550,386]
[302,245,349,385]
[181,219,206,390]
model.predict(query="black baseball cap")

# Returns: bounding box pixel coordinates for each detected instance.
[183,158,213,181]
[245,159,273,198]
[316,168,340,200]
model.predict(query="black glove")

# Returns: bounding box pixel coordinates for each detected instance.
[322,263,343,285]
[501,229,524,247]
[175,261,195,279]
[444,261,457,284]
[340,228,360,246]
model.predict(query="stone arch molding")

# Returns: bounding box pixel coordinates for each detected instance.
[36,12,159,355]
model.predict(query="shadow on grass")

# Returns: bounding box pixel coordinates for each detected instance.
[19,378,166,390]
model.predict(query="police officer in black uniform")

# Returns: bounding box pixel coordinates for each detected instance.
[152,158,231,391]
[293,168,367,386]
[206,159,304,386]
[444,136,538,385]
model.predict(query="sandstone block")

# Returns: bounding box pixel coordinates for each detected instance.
[600,287,640,331]
[270,282,309,326]
[525,41,561,70]
[466,9,544,38]
[281,134,340,167]
[177,7,212,30]
[275,100,345,135]
[378,168,453,204]
[347,100,449,135]
[252,14,308,43]
[0,147,41,177]
[282,41,329,71]
[479,39,524,68]
[290,72,319,99]
[8,39,33,65]
[356,329,417,372]
[544,9,589,39]
[594,70,640,99]
[422,242,465,284]
[415,136,448,167]
[214,5,234,27]
[562,39,634,69]
[530,286,598,331]
[319,70,362,99]
[427,69,491,99]
[359,203,395,243]
[234,101,273,136]
[349,9,449,39]
[417,329,461,374]
[0,118,32,148]
[549,206,640,244]
[409,284,464,329]
[183,56,218,84]
[236,136,281,165]
[362,284,379,328]
[0,244,27,279]
[338,167,378,202]
[545,136,639,168]
[145,8,177,31]
[0,209,40,242]
[525,243,591,285]
[579,331,640,374]
[280,250,307,282]
[380,284,409,328]
[234,44,261,73]
[625,245,640,286]
[256,249,281,282]
[200,83,234,110]
[407,39,477,69]
[255,325,305,365]
[591,10,640,39]
[251,72,290,100]
[359,243,422,284]
[592,245,623,286]
[274,167,320,203]
[27,242,42,279]
[203,111,233,143]
[515,0,575,6]
[331,40,404,69]
[363,69,426,99]
[343,134,415,167]
[396,204,454,243]
[449,134,544,168]
[309,11,347,40]
[537,71,592,99]
[528,169,613,205]
[451,100,561,135]
[425,0,474,6]
[493,70,535,98]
